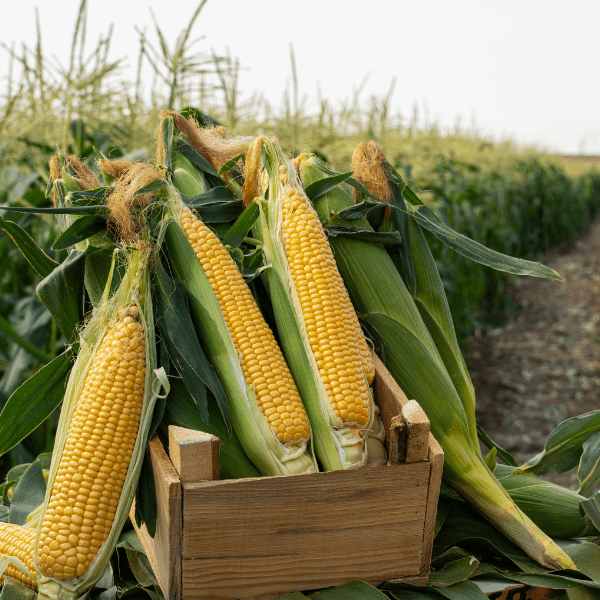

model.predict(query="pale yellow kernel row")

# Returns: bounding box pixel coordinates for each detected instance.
[36,312,145,580]
[180,207,310,445]
[0,523,37,590]
[281,186,371,426]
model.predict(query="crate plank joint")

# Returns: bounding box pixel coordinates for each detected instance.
[131,356,444,600]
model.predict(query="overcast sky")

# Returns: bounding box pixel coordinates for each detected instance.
[1,0,599,154]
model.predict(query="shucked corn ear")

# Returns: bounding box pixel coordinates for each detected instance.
[30,245,165,599]
[161,183,316,476]
[246,137,376,470]
[0,523,37,591]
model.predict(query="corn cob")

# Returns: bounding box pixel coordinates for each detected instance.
[243,137,378,470]
[0,523,37,590]
[179,206,310,446]
[36,306,145,580]
[33,246,162,599]
[162,186,316,476]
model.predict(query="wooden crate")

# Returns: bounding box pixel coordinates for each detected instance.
[131,356,444,600]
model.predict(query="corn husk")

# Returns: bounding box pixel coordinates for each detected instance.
[246,137,372,470]
[160,185,317,476]
[32,244,165,599]
[297,153,575,569]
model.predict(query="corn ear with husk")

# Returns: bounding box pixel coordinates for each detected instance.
[159,181,317,476]
[296,153,575,569]
[30,244,166,599]
[494,464,599,539]
[350,141,479,447]
[244,137,378,471]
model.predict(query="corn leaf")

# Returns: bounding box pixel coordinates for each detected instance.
[155,262,230,427]
[0,350,72,456]
[304,171,353,201]
[477,425,518,467]
[175,138,219,177]
[8,458,46,525]
[428,557,481,587]
[51,214,107,251]
[133,179,168,196]
[0,204,106,215]
[222,199,259,249]
[218,153,244,176]
[161,117,174,174]
[558,541,600,583]
[186,186,237,206]
[0,314,51,363]
[577,431,600,497]
[37,250,86,344]
[412,204,563,280]
[308,581,389,600]
[0,215,58,277]
[325,224,404,245]
[516,410,600,476]
[70,187,113,202]
[433,580,490,600]
[192,200,244,223]
[84,247,124,307]
[134,448,157,538]
[580,493,600,534]
[334,199,385,221]
[408,216,477,445]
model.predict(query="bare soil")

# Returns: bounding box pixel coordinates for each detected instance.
[468,216,600,487]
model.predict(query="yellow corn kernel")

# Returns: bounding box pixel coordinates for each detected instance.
[180,207,310,444]
[36,309,145,580]
[0,523,37,590]
[281,186,372,426]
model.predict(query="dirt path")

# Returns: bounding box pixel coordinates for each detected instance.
[467,215,600,487]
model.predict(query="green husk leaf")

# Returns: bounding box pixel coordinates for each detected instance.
[70,187,113,202]
[134,448,157,538]
[222,199,260,249]
[218,153,244,176]
[185,186,237,206]
[192,199,244,223]
[0,350,72,457]
[0,215,58,278]
[0,577,37,599]
[304,171,353,201]
[412,204,563,280]
[9,458,46,525]
[175,138,220,177]
[161,116,174,174]
[51,214,107,250]
[324,224,404,245]
[154,261,229,427]
[516,410,600,476]
[133,178,168,196]
[84,247,125,307]
[37,250,86,344]
[334,199,385,221]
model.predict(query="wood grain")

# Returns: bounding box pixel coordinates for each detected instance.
[419,433,444,578]
[169,425,220,482]
[131,434,182,599]
[180,463,430,599]
[403,400,430,463]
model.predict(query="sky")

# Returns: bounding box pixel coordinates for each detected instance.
[1,0,599,154]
